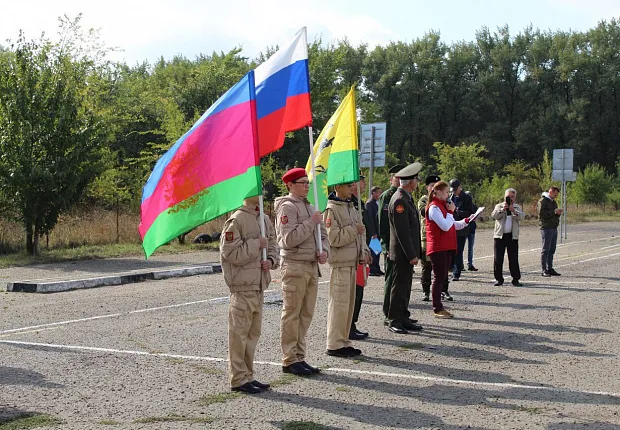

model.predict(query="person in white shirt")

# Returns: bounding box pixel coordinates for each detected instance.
[490,188,524,286]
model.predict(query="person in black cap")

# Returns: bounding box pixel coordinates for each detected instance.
[418,174,440,301]
[449,179,474,283]
[378,164,405,324]
[386,163,424,334]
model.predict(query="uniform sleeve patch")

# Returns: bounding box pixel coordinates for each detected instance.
[281,215,288,225]
[396,205,405,214]
[325,218,332,227]
[225,232,234,241]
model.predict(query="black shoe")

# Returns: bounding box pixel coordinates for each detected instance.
[468,266,479,271]
[494,281,503,286]
[250,380,271,390]
[232,382,262,394]
[402,321,423,331]
[548,269,561,276]
[512,280,523,286]
[349,330,367,340]
[383,319,389,326]
[377,270,385,276]
[441,292,454,301]
[282,362,312,375]
[345,346,362,356]
[351,324,368,336]
[299,361,321,374]
[452,276,460,281]
[369,272,382,277]
[542,271,552,277]
[408,318,419,324]
[422,293,430,301]
[326,347,357,357]
[388,322,408,334]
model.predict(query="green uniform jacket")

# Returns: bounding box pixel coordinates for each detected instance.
[388,188,421,262]
[418,194,429,260]
[378,186,398,253]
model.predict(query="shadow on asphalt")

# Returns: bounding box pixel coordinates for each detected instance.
[454,317,612,334]
[0,366,63,388]
[262,390,487,429]
[319,373,620,409]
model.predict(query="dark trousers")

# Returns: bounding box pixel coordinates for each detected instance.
[541,228,558,271]
[421,258,432,295]
[494,233,521,282]
[387,257,413,324]
[352,285,364,327]
[370,250,381,274]
[452,236,467,278]
[430,251,452,313]
[382,256,394,318]
[467,232,476,267]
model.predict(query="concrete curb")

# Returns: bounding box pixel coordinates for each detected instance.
[6,264,222,293]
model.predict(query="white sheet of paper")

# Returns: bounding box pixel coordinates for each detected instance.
[469,206,485,222]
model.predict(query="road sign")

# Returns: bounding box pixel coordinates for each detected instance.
[359,122,386,168]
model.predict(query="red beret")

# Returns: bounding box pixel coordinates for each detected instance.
[282,168,308,183]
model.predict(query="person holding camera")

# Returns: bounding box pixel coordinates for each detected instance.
[538,186,563,277]
[491,188,524,286]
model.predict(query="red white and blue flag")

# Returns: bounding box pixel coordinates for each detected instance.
[255,27,312,157]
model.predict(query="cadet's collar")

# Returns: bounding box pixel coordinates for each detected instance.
[240,204,260,214]
[288,193,310,204]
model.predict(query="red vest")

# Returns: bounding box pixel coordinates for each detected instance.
[425,198,457,255]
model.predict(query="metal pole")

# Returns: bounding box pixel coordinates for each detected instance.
[563,180,568,240]
[356,180,367,282]
[369,126,375,198]
[259,194,267,261]
[308,126,323,253]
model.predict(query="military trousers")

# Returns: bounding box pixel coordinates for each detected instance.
[387,257,414,324]
[326,266,356,350]
[280,260,319,367]
[382,256,395,318]
[228,290,263,388]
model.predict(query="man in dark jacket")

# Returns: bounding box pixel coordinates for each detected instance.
[365,186,382,275]
[378,164,404,322]
[538,186,563,277]
[387,163,424,334]
[449,179,474,281]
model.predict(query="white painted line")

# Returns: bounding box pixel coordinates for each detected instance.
[0,289,280,335]
[2,339,619,399]
[474,235,620,261]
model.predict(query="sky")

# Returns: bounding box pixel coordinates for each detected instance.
[1,0,619,65]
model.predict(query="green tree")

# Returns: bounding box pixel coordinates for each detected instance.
[570,163,613,204]
[0,16,107,254]
[432,141,491,187]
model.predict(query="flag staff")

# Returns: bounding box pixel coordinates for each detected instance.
[356,179,368,282]
[259,194,267,261]
[308,127,323,252]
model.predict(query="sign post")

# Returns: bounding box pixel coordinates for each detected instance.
[552,149,577,243]
[360,122,386,197]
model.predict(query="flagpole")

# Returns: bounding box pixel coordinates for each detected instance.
[258,194,267,261]
[308,126,323,253]
[356,176,367,282]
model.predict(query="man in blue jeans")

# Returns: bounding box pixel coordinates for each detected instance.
[465,191,478,271]
[449,179,474,281]
[537,186,563,277]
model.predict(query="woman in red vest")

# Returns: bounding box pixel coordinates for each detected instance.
[425,181,470,318]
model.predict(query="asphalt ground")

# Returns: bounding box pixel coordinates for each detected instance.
[1,222,620,429]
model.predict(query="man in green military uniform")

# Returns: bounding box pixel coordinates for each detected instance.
[418,175,440,301]
[387,163,424,334]
[378,164,404,323]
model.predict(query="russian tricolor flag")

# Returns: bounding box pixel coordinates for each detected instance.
[255,27,312,157]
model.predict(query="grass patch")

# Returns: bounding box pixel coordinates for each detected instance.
[280,421,330,430]
[269,374,298,388]
[0,413,63,429]
[166,358,185,365]
[352,358,367,364]
[133,414,214,424]
[193,365,224,375]
[513,405,544,414]
[98,420,121,426]
[335,386,350,392]
[399,342,425,350]
[197,392,240,406]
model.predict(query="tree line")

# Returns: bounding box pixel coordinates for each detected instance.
[1,15,620,253]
